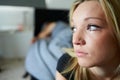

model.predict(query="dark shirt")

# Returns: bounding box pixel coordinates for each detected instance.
[56,53,74,80]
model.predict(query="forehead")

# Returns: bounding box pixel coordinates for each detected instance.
[72,1,106,24]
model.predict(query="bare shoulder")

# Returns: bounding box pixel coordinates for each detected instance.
[56,71,66,80]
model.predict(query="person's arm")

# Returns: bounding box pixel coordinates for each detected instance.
[56,71,66,80]
[31,22,56,44]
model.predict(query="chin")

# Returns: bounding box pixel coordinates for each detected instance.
[78,61,95,68]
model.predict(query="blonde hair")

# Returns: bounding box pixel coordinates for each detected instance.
[63,0,120,80]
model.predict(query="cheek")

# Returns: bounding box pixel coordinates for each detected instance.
[87,32,118,62]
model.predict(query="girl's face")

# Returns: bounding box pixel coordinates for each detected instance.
[72,1,119,67]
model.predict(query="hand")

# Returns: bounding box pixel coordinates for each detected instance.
[31,37,37,44]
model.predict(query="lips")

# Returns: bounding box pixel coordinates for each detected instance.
[75,50,88,57]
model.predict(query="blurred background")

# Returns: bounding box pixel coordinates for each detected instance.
[0,0,75,80]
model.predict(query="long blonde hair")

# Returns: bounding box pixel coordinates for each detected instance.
[63,0,120,80]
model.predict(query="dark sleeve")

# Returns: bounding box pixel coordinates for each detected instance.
[57,53,74,79]
[57,53,71,72]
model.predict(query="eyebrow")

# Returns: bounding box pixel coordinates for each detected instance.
[85,17,106,22]
[71,17,106,27]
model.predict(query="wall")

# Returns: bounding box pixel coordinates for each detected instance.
[0,31,33,58]
[45,0,75,10]
[0,0,75,10]
[0,0,46,8]
[0,6,34,31]
[0,6,34,58]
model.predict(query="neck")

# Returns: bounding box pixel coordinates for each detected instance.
[89,56,120,80]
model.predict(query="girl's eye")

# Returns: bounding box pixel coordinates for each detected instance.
[71,27,77,33]
[87,24,101,31]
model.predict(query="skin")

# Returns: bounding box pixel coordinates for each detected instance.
[72,1,120,80]
[56,1,120,80]
[31,22,56,43]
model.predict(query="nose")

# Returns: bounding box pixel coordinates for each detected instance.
[72,32,86,46]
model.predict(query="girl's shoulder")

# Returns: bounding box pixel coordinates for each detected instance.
[57,53,75,80]
[57,53,72,72]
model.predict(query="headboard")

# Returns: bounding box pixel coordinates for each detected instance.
[34,8,69,36]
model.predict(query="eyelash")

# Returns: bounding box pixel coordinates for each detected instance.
[71,24,101,33]
[71,27,76,33]
[87,24,101,31]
